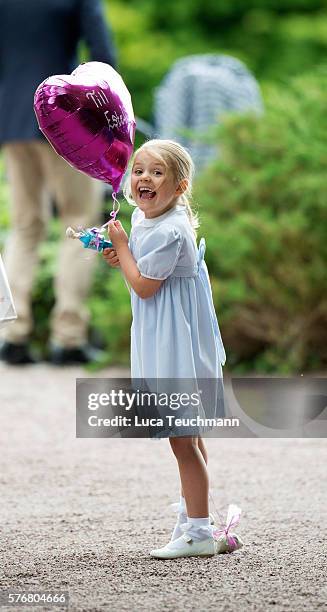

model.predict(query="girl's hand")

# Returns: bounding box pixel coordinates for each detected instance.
[108,220,129,250]
[103,247,120,268]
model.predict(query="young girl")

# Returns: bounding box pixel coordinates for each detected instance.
[103,139,229,559]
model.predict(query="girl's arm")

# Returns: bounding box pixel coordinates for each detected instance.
[107,221,163,299]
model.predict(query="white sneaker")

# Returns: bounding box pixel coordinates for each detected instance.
[215,532,244,554]
[150,532,218,559]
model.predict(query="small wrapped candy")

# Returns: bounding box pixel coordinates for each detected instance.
[213,504,244,553]
[66,226,112,253]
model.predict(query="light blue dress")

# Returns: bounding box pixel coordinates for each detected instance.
[129,204,226,437]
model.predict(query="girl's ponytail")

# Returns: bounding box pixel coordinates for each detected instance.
[179,193,199,237]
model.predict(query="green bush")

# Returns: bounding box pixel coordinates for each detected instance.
[107,0,327,118]
[194,69,327,373]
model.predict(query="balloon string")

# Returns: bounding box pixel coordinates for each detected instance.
[101,191,120,230]
[110,191,120,221]
[96,190,129,293]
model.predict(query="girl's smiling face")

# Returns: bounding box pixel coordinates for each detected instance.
[131,150,183,218]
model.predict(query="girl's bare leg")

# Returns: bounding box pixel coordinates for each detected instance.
[180,436,208,497]
[197,436,208,465]
[169,436,209,517]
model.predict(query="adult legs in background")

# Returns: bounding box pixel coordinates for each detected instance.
[2,141,103,353]
[36,141,103,349]
[2,142,49,344]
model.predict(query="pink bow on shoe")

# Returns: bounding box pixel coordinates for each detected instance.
[213,504,242,552]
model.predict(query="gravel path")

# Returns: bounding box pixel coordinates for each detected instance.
[0,364,326,612]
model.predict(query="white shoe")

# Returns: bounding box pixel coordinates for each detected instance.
[215,532,244,554]
[150,532,218,559]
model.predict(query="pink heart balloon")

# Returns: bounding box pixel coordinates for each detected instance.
[34,62,135,193]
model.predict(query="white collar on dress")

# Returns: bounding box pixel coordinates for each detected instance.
[136,205,186,227]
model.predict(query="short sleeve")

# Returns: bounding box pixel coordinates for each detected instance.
[131,206,143,227]
[137,226,183,280]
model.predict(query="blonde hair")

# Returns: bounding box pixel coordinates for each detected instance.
[123,139,199,236]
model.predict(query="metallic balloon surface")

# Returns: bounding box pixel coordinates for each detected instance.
[34,62,135,192]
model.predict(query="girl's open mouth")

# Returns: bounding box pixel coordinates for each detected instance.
[139,187,156,200]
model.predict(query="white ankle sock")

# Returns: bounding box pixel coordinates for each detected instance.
[185,516,213,541]
[170,496,187,542]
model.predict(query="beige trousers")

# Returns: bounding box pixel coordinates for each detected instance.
[2,141,103,347]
